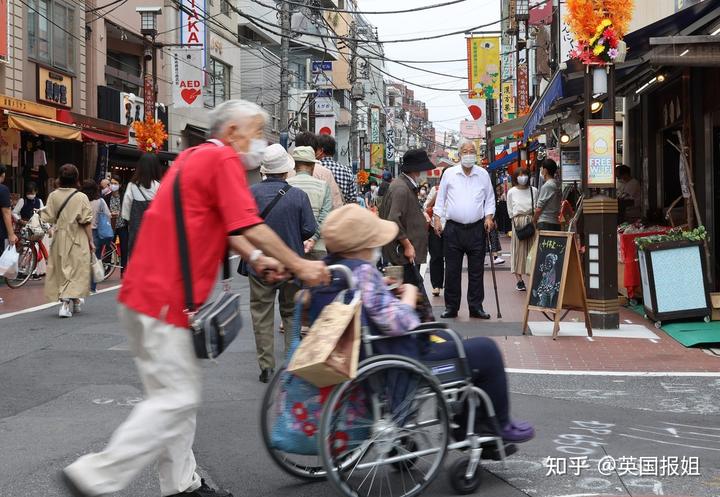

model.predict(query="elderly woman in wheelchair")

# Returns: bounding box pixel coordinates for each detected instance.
[261,205,534,497]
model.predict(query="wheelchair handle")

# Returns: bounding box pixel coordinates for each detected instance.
[327,264,357,291]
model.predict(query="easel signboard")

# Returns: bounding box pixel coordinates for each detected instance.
[522,231,592,339]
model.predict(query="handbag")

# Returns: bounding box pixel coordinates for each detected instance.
[91,253,105,283]
[237,184,292,277]
[0,245,19,279]
[287,289,362,387]
[97,204,114,242]
[513,187,536,241]
[271,295,369,455]
[174,165,242,360]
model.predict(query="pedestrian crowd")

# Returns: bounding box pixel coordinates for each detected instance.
[0,99,542,497]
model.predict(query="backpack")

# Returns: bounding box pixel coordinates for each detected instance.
[127,184,152,254]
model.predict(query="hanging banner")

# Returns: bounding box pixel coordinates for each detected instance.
[517,63,529,115]
[172,48,204,109]
[559,1,575,63]
[315,115,335,136]
[0,0,7,62]
[370,144,385,169]
[385,128,395,162]
[501,81,516,121]
[466,36,500,100]
[586,120,615,187]
[180,0,206,65]
[459,94,486,126]
[369,107,380,143]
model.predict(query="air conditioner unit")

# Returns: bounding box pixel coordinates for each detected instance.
[351,82,365,100]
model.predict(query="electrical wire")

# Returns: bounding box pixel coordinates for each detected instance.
[85,0,124,12]
[263,0,469,15]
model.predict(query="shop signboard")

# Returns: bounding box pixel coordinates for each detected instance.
[558,1,575,63]
[314,98,334,114]
[586,120,615,187]
[385,128,395,161]
[501,81,515,121]
[180,0,206,65]
[120,92,145,145]
[466,36,500,100]
[561,149,581,183]
[172,48,204,109]
[517,63,529,115]
[369,107,380,143]
[37,67,72,108]
[143,75,154,120]
[312,61,332,73]
[370,144,384,169]
[0,94,55,119]
[0,0,7,62]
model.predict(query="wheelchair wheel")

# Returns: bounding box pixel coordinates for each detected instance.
[259,366,326,481]
[320,357,449,497]
[449,457,483,494]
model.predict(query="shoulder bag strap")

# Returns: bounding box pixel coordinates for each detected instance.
[259,184,292,219]
[55,190,79,223]
[174,169,195,312]
[135,184,150,202]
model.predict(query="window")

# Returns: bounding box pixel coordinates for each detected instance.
[27,0,75,71]
[205,58,230,108]
[221,0,231,15]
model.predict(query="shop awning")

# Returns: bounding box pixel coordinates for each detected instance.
[6,111,82,141]
[488,141,541,171]
[488,115,529,142]
[109,144,178,163]
[523,71,564,140]
[56,110,129,144]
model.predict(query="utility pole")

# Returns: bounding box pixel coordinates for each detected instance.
[279,0,292,144]
[349,20,361,173]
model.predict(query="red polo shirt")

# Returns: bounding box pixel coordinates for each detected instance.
[119,142,262,328]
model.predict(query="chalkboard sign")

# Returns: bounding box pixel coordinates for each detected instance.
[522,231,591,339]
[528,235,568,309]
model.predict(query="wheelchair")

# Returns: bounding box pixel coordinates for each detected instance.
[260,265,511,497]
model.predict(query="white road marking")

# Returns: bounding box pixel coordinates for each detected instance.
[506,368,720,377]
[0,284,121,320]
[619,433,720,451]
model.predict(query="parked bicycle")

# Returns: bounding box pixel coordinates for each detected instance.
[97,236,122,280]
[5,221,50,289]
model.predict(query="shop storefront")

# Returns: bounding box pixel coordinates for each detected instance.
[0,94,82,199]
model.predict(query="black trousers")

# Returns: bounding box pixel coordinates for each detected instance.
[428,228,444,289]
[443,221,486,311]
[116,226,129,276]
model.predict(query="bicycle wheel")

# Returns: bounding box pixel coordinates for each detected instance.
[260,366,327,481]
[6,244,37,289]
[320,358,449,497]
[100,244,118,280]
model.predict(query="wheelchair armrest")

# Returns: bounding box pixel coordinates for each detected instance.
[412,322,448,331]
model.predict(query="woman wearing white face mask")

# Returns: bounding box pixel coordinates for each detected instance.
[506,168,538,291]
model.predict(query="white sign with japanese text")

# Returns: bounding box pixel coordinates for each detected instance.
[172,48,204,109]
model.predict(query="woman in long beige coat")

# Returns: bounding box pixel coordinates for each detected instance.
[40,164,94,318]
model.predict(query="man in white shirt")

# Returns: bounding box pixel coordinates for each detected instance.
[433,140,495,319]
[616,165,641,221]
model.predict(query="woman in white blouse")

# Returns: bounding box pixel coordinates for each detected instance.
[506,168,538,291]
[122,153,162,256]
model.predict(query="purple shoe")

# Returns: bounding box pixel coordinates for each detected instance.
[501,420,535,443]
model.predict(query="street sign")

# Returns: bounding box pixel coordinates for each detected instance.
[313,73,333,87]
[312,61,333,73]
[314,98,334,114]
[316,88,333,98]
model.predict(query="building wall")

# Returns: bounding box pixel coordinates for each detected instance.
[628,0,675,32]
[2,0,24,98]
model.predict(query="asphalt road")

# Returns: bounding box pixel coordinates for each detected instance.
[1,279,719,497]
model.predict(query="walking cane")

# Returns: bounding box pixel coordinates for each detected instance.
[487,229,502,319]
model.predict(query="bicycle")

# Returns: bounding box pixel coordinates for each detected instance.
[97,236,122,281]
[5,223,48,289]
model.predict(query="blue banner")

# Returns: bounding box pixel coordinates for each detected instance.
[523,72,563,141]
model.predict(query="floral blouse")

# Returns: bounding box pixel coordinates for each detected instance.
[107,193,126,229]
[352,263,420,336]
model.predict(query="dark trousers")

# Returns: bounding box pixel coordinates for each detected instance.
[423,334,509,425]
[428,228,444,289]
[537,222,562,231]
[116,226,129,276]
[443,221,486,311]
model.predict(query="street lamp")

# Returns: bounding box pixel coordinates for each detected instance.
[136,7,162,121]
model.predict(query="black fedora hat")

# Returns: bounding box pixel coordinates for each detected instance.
[401,149,435,173]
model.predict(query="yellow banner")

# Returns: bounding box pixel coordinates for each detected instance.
[501,81,516,121]
[370,144,385,169]
[467,36,500,100]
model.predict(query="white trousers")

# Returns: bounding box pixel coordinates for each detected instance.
[65,305,203,496]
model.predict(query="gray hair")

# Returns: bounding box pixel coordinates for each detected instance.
[208,99,269,137]
[458,139,477,152]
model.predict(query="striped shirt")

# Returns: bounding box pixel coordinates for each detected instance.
[287,171,333,251]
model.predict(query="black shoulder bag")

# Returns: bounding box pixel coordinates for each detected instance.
[513,187,536,241]
[55,190,79,223]
[174,166,241,360]
[237,184,292,276]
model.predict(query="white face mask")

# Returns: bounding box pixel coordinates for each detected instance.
[460,154,475,167]
[110,184,120,192]
[101,187,111,196]
[371,247,382,265]
[26,194,36,200]
[517,175,529,186]
[240,138,268,170]
[370,185,377,192]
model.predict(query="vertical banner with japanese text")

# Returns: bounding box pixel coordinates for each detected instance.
[370,144,385,169]
[0,0,8,62]
[180,0,206,67]
[370,107,380,143]
[172,48,204,109]
[517,63,529,115]
[466,36,500,100]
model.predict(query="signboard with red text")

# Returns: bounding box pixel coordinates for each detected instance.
[172,48,204,109]
[180,0,206,65]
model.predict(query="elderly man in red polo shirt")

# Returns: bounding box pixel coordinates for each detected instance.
[62,100,329,497]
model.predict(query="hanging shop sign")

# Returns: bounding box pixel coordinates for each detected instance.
[0,94,55,120]
[501,81,516,121]
[120,92,145,145]
[560,149,581,183]
[370,144,385,169]
[315,115,335,136]
[517,63,529,115]
[369,107,380,143]
[0,0,8,62]
[37,67,73,108]
[586,119,615,187]
[314,98,334,115]
[466,36,500,100]
[312,61,333,73]
[143,75,154,120]
[172,48,204,109]
[180,0,206,64]
[385,128,395,161]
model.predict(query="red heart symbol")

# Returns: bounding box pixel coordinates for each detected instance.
[181,88,201,105]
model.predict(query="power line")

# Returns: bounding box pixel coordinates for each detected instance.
[263,0,469,15]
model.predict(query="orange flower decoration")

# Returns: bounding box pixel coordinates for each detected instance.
[565,0,633,44]
[357,169,369,186]
[132,118,168,153]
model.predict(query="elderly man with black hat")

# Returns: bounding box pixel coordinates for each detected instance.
[378,148,435,294]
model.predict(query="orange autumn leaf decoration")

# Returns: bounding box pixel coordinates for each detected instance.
[357,169,369,186]
[565,0,633,43]
[132,118,168,153]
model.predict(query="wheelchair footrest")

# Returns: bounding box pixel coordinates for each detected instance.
[480,442,517,461]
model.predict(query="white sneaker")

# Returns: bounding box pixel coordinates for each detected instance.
[494,257,506,265]
[73,298,85,314]
[59,301,73,318]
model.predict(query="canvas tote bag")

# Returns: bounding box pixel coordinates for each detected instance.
[288,292,362,388]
